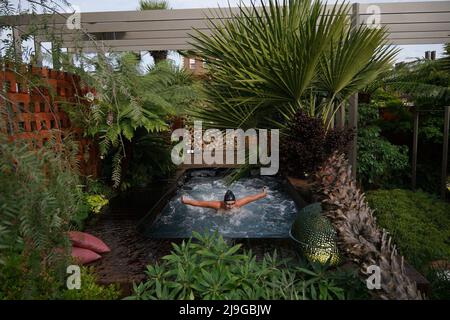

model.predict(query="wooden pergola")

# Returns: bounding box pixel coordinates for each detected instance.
[1,1,449,56]
[1,1,449,197]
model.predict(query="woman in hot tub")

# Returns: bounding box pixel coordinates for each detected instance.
[181,187,268,211]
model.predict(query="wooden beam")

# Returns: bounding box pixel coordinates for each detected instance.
[348,94,358,179]
[21,20,450,37]
[382,22,450,33]
[59,35,450,50]
[2,1,447,50]
[62,37,192,48]
[388,31,450,40]
[359,12,450,24]
[412,110,419,190]
[64,43,193,53]
[347,3,360,180]
[0,7,240,25]
[442,106,450,199]
[3,1,448,27]
[33,36,43,67]
[388,38,450,45]
[336,102,346,129]
[61,19,213,34]
[12,27,22,62]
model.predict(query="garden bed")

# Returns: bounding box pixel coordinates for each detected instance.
[83,171,432,297]
[83,176,298,296]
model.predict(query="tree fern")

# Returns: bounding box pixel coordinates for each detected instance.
[377,53,450,107]
[69,53,203,188]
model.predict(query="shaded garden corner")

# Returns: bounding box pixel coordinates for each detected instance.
[83,185,299,296]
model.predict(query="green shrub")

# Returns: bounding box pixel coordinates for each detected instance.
[0,257,121,300]
[366,189,450,269]
[0,133,90,299]
[126,232,368,300]
[357,103,409,189]
[0,255,22,299]
[358,126,409,188]
[84,177,115,199]
[86,194,109,214]
[366,189,450,299]
[0,251,78,300]
[426,268,450,300]
[62,267,121,300]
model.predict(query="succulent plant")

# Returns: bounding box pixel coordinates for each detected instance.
[315,152,423,300]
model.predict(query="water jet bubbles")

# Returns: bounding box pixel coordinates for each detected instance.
[147,171,297,238]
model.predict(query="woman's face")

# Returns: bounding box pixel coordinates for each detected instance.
[224,200,236,210]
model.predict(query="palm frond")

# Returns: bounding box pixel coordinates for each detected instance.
[189,0,396,129]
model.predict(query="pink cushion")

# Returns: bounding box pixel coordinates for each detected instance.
[71,246,101,265]
[68,231,111,254]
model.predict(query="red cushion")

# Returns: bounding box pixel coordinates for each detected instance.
[68,231,111,254]
[71,246,101,265]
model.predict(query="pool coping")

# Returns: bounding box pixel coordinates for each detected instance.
[136,168,186,234]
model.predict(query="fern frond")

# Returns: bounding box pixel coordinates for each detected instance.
[111,150,123,188]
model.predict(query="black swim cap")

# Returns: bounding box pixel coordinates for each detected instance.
[224,190,236,202]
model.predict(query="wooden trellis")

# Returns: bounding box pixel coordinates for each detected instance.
[0,63,99,176]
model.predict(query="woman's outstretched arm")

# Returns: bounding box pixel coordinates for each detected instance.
[181,196,222,210]
[236,187,268,208]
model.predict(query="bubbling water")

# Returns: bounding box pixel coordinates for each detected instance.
[146,172,298,238]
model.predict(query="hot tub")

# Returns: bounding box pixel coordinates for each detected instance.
[138,169,300,239]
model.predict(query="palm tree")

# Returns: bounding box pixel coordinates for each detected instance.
[188,0,398,130]
[139,0,170,64]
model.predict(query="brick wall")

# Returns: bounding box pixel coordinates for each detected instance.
[0,63,99,176]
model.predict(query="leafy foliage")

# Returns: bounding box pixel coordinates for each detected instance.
[366,189,450,299]
[0,256,120,300]
[280,110,353,177]
[139,0,169,10]
[358,126,409,188]
[369,44,450,193]
[185,0,396,182]
[0,132,88,298]
[366,189,450,269]
[426,268,450,300]
[66,55,203,188]
[120,130,175,189]
[357,103,409,189]
[357,90,444,194]
[61,267,121,300]
[366,44,450,143]
[383,57,450,108]
[126,232,368,300]
[86,195,109,214]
